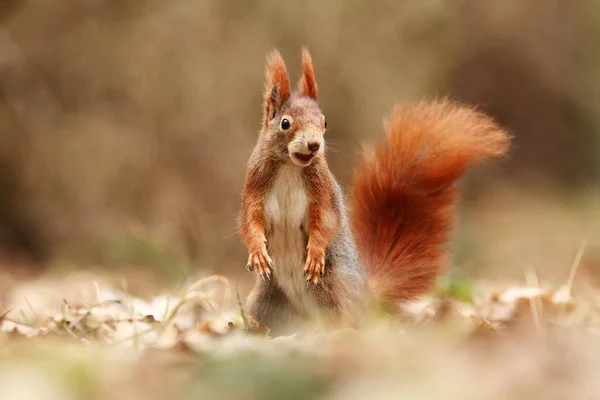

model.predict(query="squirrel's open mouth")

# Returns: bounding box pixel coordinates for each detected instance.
[293,152,314,165]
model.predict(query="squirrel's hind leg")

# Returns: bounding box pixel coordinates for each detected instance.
[245,278,302,336]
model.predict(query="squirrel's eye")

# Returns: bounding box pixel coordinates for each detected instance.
[281,118,290,130]
[324,119,327,129]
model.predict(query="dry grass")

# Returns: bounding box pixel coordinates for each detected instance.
[2,261,600,399]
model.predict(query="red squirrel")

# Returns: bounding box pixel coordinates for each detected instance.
[239,48,510,334]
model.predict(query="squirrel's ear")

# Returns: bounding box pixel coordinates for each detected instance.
[297,48,318,100]
[263,49,291,127]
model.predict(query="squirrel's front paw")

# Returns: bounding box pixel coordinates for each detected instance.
[246,244,273,281]
[304,247,325,285]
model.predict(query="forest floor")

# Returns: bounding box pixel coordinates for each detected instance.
[1,264,600,400]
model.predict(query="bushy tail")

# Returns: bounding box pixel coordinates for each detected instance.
[350,99,510,304]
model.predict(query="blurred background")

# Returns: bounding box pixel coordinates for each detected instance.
[1,0,600,296]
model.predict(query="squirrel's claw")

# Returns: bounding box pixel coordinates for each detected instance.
[245,261,254,272]
[304,248,325,285]
[247,245,273,281]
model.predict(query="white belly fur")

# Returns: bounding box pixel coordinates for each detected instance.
[264,164,313,310]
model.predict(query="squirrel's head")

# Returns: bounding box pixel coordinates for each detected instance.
[260,48,326,167]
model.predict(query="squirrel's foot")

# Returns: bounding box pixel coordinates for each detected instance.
[304,247,325,285]
[246,245,273,281]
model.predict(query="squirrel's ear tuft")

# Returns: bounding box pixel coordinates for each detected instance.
[263,49,291,127]
[297,48,318,100]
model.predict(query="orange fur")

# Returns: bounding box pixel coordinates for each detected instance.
[350,99,511,303]
[263,50,292,129]
[239,154,279,278]
[303,163,341,283]
[242,48,512,333]
[297,48,318,100]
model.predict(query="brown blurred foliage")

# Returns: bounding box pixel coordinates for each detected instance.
[1,0,600,284]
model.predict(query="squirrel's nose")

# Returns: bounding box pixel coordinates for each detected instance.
[307,142,320,152]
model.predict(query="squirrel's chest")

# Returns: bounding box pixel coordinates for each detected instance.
[264,165,309,232]
[264,165,312,306]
